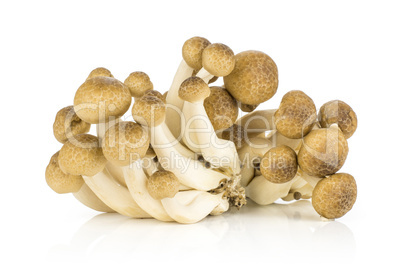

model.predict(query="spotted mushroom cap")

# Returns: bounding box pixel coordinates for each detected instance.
[202,43,235,77]
[45,151,84,194]
[260,145,298,184]
[239,102,259,113]
[86,67,114,80]
[53,106,91,144]
[178,76,210,103]
[274,90,317,139]
[124,71,154,98]
[132,95,166,127]
[74,76,132,124]
[223,50,278,105]
[147,170,180,200]
[318,100,358,139]
[58,134,107,176]
[204,86,238,131]
[143,89,164,101]
[298,125,349,177]
[102,121,150,166]
[312,173,357,219]
[182,36,211,70]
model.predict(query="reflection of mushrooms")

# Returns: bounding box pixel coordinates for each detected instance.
[86,67,113,80]
[318,100,357,139]
[298,124,349,177]
[224,50,278,106]
[74,76,132,124]
[124,71,154,99]
[312,173,357,219]
[204,86,238,131]
[260,145,298,184]
[53,106,90,144]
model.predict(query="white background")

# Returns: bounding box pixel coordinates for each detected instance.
[1,0,401,267]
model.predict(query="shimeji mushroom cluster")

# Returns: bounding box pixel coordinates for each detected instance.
[46,36,358,223]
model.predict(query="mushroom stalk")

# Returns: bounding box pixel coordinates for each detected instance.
[165,60,194,139]
[73,183,115,213]
[161,191,225,224]
[83,168,151,218]
[123,161,174,222]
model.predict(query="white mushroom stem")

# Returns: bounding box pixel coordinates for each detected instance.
[181,100,241,175]
[246,175,296,205]
[123,161,174,222]
[83,168,151,218]
[150,122,229,191]
[73,183,115,213]
[236,109,277,137]
[165,60,194,139]
[161,191,225,224]
[196,68,215,83]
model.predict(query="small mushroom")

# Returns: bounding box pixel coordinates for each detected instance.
[53,105,90,144]
[124,71,154,99]
[45,151,84,194]
[102,121,150,167]
[147,170,181,200]
[58,134,107,176]
[260,145,298,184]
[74,76,132,124]
[182,36,211,71]
[318,100,358,139]
[274,90,317,139]
[312,173,357,219]
[224,50,278,106]
[86,67,114,80]
[203,86,239,131]
[298,124,349,177]
[199,43,235,79]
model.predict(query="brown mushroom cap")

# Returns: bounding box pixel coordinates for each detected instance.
[312,173,357,219]
[178,76,210,103]
[202,43,235,77]
[132,95,166,127]
[182,37,211,70]
[203,86,238,131]
[74,76,132,124]
[318,100,358,139]
[58,134,107,176]
[274,90,317,139]
[239,102,259,113]
[298,125,349,177]
[260,145,298,183]
[221,124,246,149]
[102,121,150,166]
[45,152,84,194]
[53,106,91,144]
[87,67,114,80]
[147,170,180,200]
[124,72,154,98]
[223,50,278,105]
[143,89,164,101]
